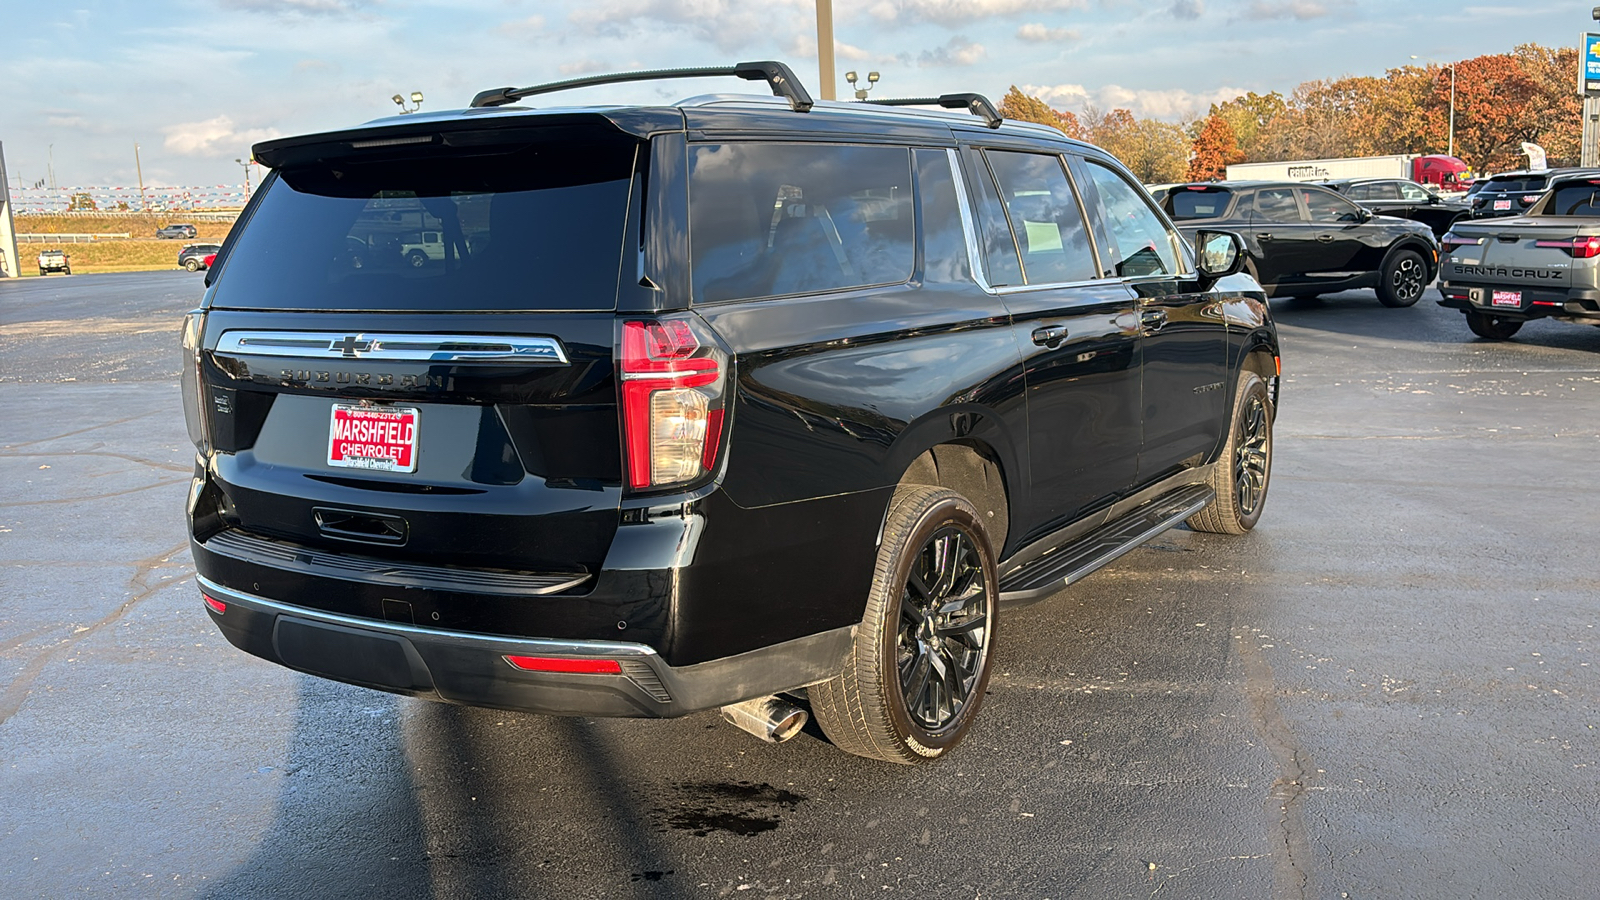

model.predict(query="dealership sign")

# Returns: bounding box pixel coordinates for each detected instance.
[1583,32,1600,96]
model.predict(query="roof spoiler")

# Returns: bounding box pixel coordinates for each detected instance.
[471,61,814,113]
[866,93,1004,129]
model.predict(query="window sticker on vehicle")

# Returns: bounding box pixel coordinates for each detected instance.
[328,404,419,473]
[1490,290,1522,308]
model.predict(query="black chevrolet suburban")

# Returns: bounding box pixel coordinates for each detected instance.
[182,62,1280,764]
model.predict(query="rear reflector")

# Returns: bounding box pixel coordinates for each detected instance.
[203,594,226,615]
[504,655,623,674]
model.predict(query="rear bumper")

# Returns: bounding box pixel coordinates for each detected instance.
[1437,282,1600,321]
[199,575,852,718]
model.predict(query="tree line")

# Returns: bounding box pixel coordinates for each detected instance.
[999,43,1581,184]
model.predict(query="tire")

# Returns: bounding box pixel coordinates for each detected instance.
[407,250,427,268]
[1465,310,1523,341]
[184,258,201,272]
[1188,370,1273,535]
[1377,248,1426,308]
[810,485,998,765]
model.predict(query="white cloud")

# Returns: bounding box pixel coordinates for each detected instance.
[919,36,986,67]
[219,0,372,16]
[1245,0,1329,19]
[495,14,545,37]
[1016,23,1080,42]
[569,0,812,51]
[558,59,609,75]
[786,34,873,61]
[869,0,1088,24]
[163,116,283,157]
[1169,0,1204,19]
[1025,82,1246,120]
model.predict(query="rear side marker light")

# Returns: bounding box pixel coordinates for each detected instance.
[203,594,226,615]
[504,655,623,675]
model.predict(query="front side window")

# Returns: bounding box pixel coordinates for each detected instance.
[1083,161,1181,278]
[984,150,1096,285]
[1301,188,1363,223]
[688,143,914,303]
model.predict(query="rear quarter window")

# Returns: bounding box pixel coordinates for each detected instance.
[688,143,914,303]
[1547,182,1600,216]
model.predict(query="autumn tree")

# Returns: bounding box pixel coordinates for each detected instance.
[998,86,1084,140]
[1514,43,1581,165]
[1447,53,1540,172]
[1188,114,1244,180]
[1209,91,1288,161]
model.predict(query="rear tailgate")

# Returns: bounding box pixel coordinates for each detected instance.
[1444,218,1589,292]
[196,118,642,579]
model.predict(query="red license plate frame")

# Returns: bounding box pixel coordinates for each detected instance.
[327,404,419,473]
[1490,289,1522,308]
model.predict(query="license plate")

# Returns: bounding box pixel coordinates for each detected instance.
[328,404,419,473]
[1491,290,1522,308]
[1493,199,1511,211]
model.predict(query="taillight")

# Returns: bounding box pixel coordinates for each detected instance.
[179,311,209,453]
[1519,195,1537,205]
[1534,236,1600,258]
[1441,233,1482,253]
[619,317,729,490]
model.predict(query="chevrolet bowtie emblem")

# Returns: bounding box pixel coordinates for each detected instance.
[331,335,376,357]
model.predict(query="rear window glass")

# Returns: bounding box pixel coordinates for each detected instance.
[211,135,637,311]
[1547,182,1600,216]
[688,143,914,303]
[1168,188,1232,219]
[1485,177,1546,193]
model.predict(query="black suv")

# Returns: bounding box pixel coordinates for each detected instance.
[1162,181,1439,306]
[1322,177,1467,237]
[1469,169,1600,219]
[178,243,222,271]
[182,62,1280,764]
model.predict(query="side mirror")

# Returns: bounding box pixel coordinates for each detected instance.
[1194,229,1245,288]
[1358,207,1375,222]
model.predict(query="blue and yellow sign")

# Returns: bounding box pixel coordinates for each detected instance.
[1583,32,1600,96]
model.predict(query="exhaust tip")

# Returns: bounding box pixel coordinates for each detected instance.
[720,696,808,744]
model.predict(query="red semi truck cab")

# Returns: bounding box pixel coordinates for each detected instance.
[1413,155,1470,190]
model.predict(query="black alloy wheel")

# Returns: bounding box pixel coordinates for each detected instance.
[1378,249,1426,307]
[1188,369,1273,535]
[897,525,989,731]
[810,484,998,764]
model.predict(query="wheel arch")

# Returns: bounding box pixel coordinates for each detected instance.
[892,439,1011,559]
[1382,236,1439,281]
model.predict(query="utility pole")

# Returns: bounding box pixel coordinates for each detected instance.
[134,142,149,213]
[815,0,836,101]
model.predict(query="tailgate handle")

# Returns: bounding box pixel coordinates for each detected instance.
[313,507,409,546]
[1496,234,1518,243]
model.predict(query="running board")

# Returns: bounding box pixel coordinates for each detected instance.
[996,483,1214,608]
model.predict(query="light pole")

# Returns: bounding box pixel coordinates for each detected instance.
[1412,55,1456,158]
[844,71,880,101]
[392,91,424,114]
[235,158,252,201]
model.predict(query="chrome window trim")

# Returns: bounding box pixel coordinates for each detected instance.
[945,147,995,294]
[214,331,570,364]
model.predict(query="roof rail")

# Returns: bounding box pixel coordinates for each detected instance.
[470,60,814,113]
[866,93,1004,129]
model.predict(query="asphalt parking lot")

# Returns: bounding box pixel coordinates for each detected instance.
[1,271,1596,899]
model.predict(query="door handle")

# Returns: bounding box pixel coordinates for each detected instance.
[1139,309,1168,333]
[1031,325,1068,348]
[1256,233,1273,241]
[1317,234,1335,242]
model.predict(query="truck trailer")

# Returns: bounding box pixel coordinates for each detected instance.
[1225,154,1469,189]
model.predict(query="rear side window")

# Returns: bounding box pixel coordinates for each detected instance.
[985,150,1096,285]
[688,143,914,303]
[915,149,972,284]
[1168,188,1232,219]
[212,135,638,311]
[1547,182,1600,216]
[1253,188,1303,223]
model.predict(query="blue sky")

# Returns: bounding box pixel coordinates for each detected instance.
[0,0,1582,188]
